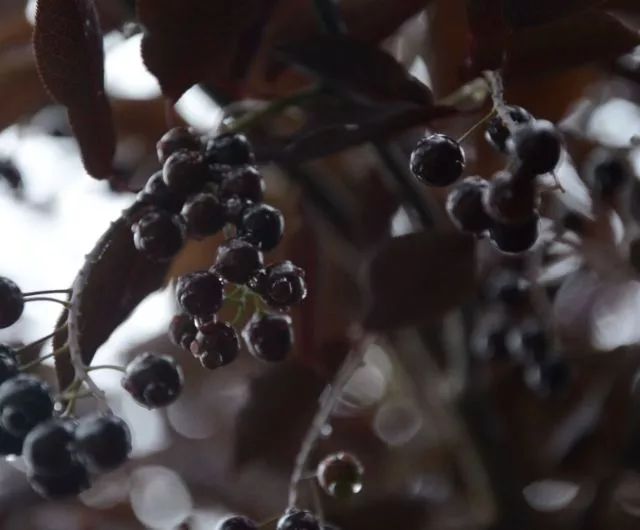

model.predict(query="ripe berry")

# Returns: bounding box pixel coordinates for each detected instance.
[0,350,18,385]
[239,204,284,251]
[214,239,263,284]
[181,193,226,239]
[277,510,321,530]
[483,171,537,223]
[585,150,630,200]
[75,413,131,473]
[0,426,23,455]
[446,177,491,235]
[512,120,562,175]
[206,163,234,184]
[485,270,530,308]
[0,374,53,436]
[137,171,184,213]
[489,215,539,254]
[190,321,240,369]
[410,134,465,187]
[243,313,293,362]
[525,358,571,396]
[217,516,259,530]
[132,210,186,262]
[485,105,532,153]
[204,133,255,166]
[176,271,224,318]
[156,127,202,164]
[162,150,208,196]
[0,276,24,329]
[224,196,252,225]
[317,452,364,499]
[122,353,183,409]
[260,261,307,308]
[169,313,198,352]
[23,419,77,476]
[28,463,90,499]
[219,166,265,203]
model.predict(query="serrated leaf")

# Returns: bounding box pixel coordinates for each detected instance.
[363,232,477,331]
[33,0,115,179]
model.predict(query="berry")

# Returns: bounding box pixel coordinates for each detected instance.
[28,463,90,499]
[317,452,364,499]
[512,120,562,175]
[219,166,265,203]
[156,127,202,164]
[23,419,77,476]
[122,353,183,409]
[524,358,570,396]
[410,134,465,187]
[509,319,548,363]
[0,158,23,191]
[190,321,240,369]
[0,277,24,329]
[585,150,630,200]
[485,270,530,308]
[0,426,23,456]
[223,196,252,225]
[181,193,226,239]
[132,210,186,262]
[260,261,307,308]
[239,204,285,251]
[277,510,321,530]
[176,271,224,318]
[137,171,184,213]
[243,313,293,362]
[204,133,255,166]
[485,105,532,153]
[483,171,537,223]
[217,516,258,530]
[205,163,234,184]
[0,374,53,436]
[214,239,263,284]
[75,413,131,473]
[169,313,198,351]
[446,176,491,234]
[489,215,539,254]
[471,319,513,360]
[0,350,18,385]
[162,150,208,196]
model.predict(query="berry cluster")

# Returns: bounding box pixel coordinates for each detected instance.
[410,105,564,254]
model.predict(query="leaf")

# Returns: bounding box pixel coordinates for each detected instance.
[363,231,477,331]
[33,0,115,179]
[54,203,171,389]
[503,0,604,28]
[278,36,431,105]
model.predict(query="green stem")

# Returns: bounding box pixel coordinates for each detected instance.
[86,364,126,374]
[22,289,71,297]
[23,297,71,309]
[457,107,496,144]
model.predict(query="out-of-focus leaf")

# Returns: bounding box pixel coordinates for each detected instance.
[503,0,604,28]
[33,0,115,179]
[55,204,171,389]
[278,36,431,105]
[363,232,477,330]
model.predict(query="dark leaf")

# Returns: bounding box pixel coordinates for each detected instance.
[278,36,431,105]
[363,231,477,330]
[503,0,604,28]
[33,0,115,179]
[55,204,171,389]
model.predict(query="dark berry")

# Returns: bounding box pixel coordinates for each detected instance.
[243,313,293,362]
[132,210,186,262]
[162,150,208,196]
[277,510,321,530]
[489,215,539,254]
[483,171,537,223]
[0,158,23,191]
[75,413,131,473]
[28,463,90,499]
[261,261,307,308]
[204,133,255,166]
[410,134,465,187]
[0,374,53,436]
[224,196,252,225]
[137,171,184,213]
[190,321,240,369]
[0,351,18,385]
[0,277,24,329]
[525,358,571,396]
[585,150,630,200]
[219,166,265,203]
[446,176,491,234]
[317,452,364,499]
[0,426,23,456]
[239,204,285,251]
[214,239,263,284]
[181,193,226,239]
[217,516,259,530]
[485,270,530,308]
[122,353,183,409]
[176,271,224,318]
[512,120,562,175]
[509,319,548,364]
[23,419,77,476]
[471,319,513,360]
[156,127,201,164]
[205,163,234,184]
[169,313,198,352]
[485,105,532,153]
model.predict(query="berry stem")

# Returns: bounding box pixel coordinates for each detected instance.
[17,323,68,354]
[308,475,326,528]
[86,364,126,374]
[256,514,280,529]
[23,296,71,309]
[457,108,496,144]
[287,331,373,509]
[18,344,69,371]
[483,71,517,132]
[22,288,71,297]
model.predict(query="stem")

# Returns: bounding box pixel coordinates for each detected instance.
[22,289,71,297]
[257,515,280,528]
[19,344,69,371]
[23,297,71,309]
[457,108,496,144]
[287,333,373,509]
[86,364,126,374]
[483,71,516,132]
[17,324,68,353]
[309,477,325,527]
